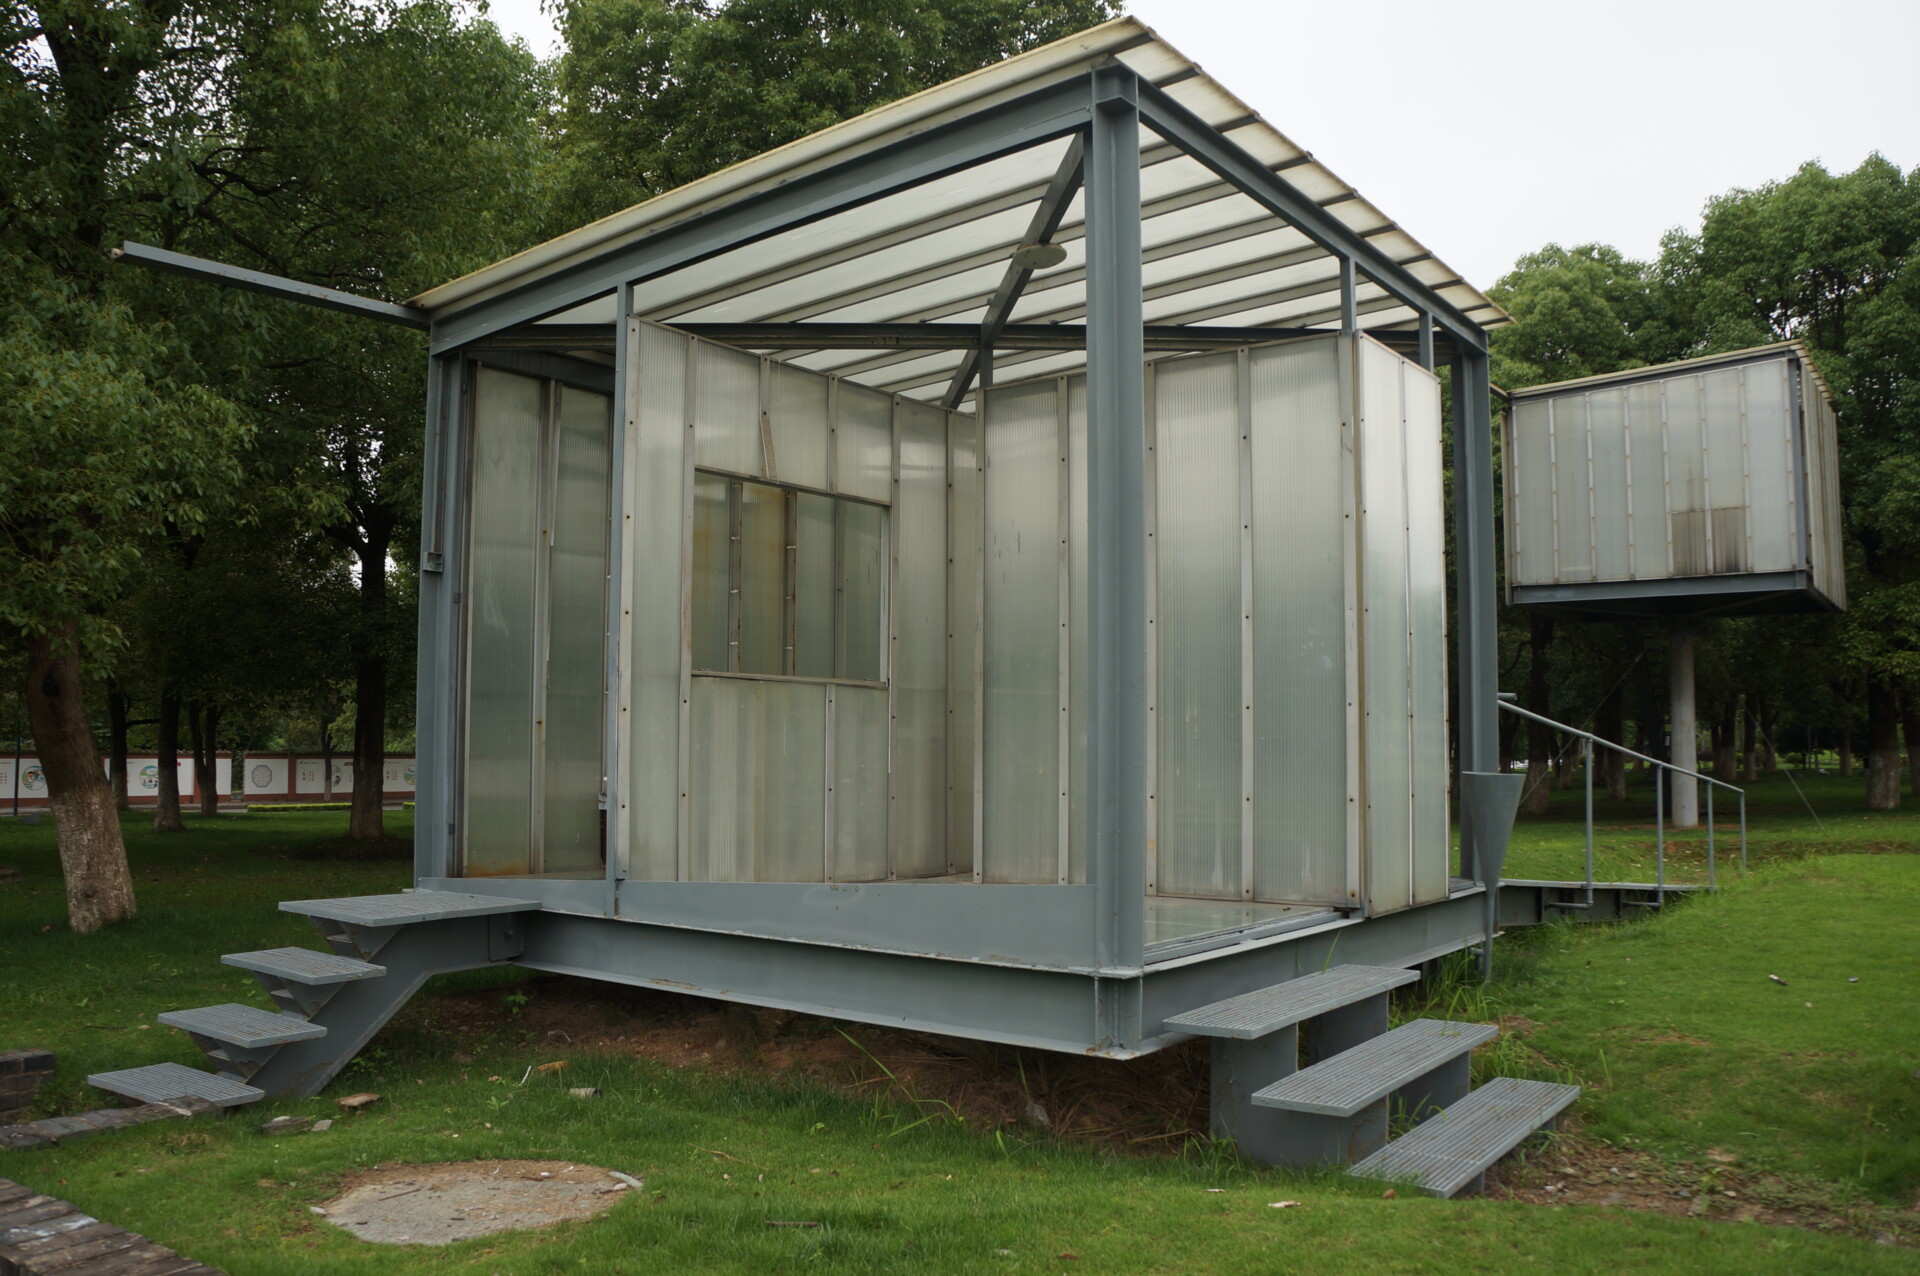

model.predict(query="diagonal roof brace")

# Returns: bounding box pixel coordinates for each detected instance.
[943,132,1086,409]
[111,241,429,329]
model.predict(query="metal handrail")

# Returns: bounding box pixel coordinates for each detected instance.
[1497,700,1748,904]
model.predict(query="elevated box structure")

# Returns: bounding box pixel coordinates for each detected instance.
[1504,343,1845,618]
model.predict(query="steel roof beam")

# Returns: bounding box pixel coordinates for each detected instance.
[1131,77,1487,352]
[113,241,428,329]
[943,134,1087,408]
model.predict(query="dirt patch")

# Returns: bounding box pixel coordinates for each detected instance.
[429,976,1212,1150]
[1486,1133,1915,1247]
[317,1159,635,1245]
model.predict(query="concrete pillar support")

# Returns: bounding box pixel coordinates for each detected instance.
[1669,625,1699,829]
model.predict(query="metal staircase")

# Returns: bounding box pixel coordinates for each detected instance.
[1167,964,1578,1196]
[89,892,540,1108]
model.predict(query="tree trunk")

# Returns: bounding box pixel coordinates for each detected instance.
[1741,696,1758,783]
[24,625,135,932]
[1521,614,1555,816]
[1714,699,1738,778]
[153,686,184,832]
[106,677,130,810]
[1839,719,1853,776]
[1598,680,1628,800]
[1866,678,1901,810]
[1498,702,1518,775]
[190,701,219,818]
[1901,681,1920,797]
[349,529,390,843]
[1760,699,1779,772]
[1557,737,1580,790]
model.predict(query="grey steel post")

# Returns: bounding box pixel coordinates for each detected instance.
[1655,775,1666,895]
[1339,256,1358,335]
[1739,794,1748,873]
[1085,66,1147,976]
[1583,738,1594,904]
[1450,348,1498,880]
[1417,312,1434,372]
[414,349,461,883]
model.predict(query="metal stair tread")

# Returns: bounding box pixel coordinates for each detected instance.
[86,1062,265,1108]
[1164,965,1420,1039]
[1252,1018,1499,1117]
[156,1004,327,1048]
[1347,1076,1581,1197]
[279,891,542,927]
[221,948,386,984]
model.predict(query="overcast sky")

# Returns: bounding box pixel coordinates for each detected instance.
[480,0,1918,289]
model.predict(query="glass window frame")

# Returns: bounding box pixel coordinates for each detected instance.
[690,466,890,690]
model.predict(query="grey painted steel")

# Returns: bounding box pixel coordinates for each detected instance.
[1451,349,1499,878]
[1459,772,1524,979]
[467,349,616,394]
[156,1005,326,1049]
[415,350,464,882]
[113,241,428,328]
[944,134,1086,409]
[1348,1075,1580,1197]
[1509,571,1827,617]
[646,322,1448,359]
[1417,312,1434,371]
[1252,1018,1496,1116]
[1670,625,1700,829]
[220,949,385,984]
[1129,82,1486,353]
[1085,65,1149,978]
[1164,965,1417,1039]
[279,891,541,927]
[428,78,1098,353]
[239,915,522,1098]
[86,1063,264,1109]
[1497,879,1700,927]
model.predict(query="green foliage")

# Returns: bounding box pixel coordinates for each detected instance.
[548,0,1121,229]
[0,252,252,648]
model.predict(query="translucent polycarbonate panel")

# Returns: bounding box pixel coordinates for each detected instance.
[1740,364,1796,572]
[835,383,894,502]
[465,366,542,877]
[1665,376,1709,573]
[1549,396,1594,579]
[1813,383,1846,604]
[982,379,1059,883]
[1509,400,1555,586]
[947,411,980,873]
[836,500,885,681]
[793,492,836,678]
[1153,352,1243,901]
[542,386,612,875]
[893,401,948,877]
[690,473,731,672]
[628,322,689,881]
[769,362,829,490]
[1700,369,1750,572]
[1401,363,1450,906]
[1249,339,1347,905]
[687,677,825,882]
[1624,382,1668,578]
[693,342,762,476]
[737,481,787,675]
[1066,377,1088,886]
[1587,391,1633,582]
[831,685,889,881]
[1359,347,1412,914]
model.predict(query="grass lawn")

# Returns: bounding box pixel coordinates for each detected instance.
[1,804,1916,1272]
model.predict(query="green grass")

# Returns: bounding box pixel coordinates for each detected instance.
[1494,769,1920,885]
[2,807,1916,1272]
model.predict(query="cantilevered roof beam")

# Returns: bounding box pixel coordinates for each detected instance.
[112,241,428,329]
[943,133,1086,409]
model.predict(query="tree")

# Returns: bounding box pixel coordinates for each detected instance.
[549,0,1121,229]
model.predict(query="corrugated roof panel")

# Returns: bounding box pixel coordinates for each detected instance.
[431,14,1509,392]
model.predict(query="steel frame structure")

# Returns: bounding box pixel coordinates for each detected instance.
[119,52,1505,1054]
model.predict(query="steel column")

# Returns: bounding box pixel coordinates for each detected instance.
[1451,348,1498,879]
[413,351,460,883]
[1085,66,1148,974]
